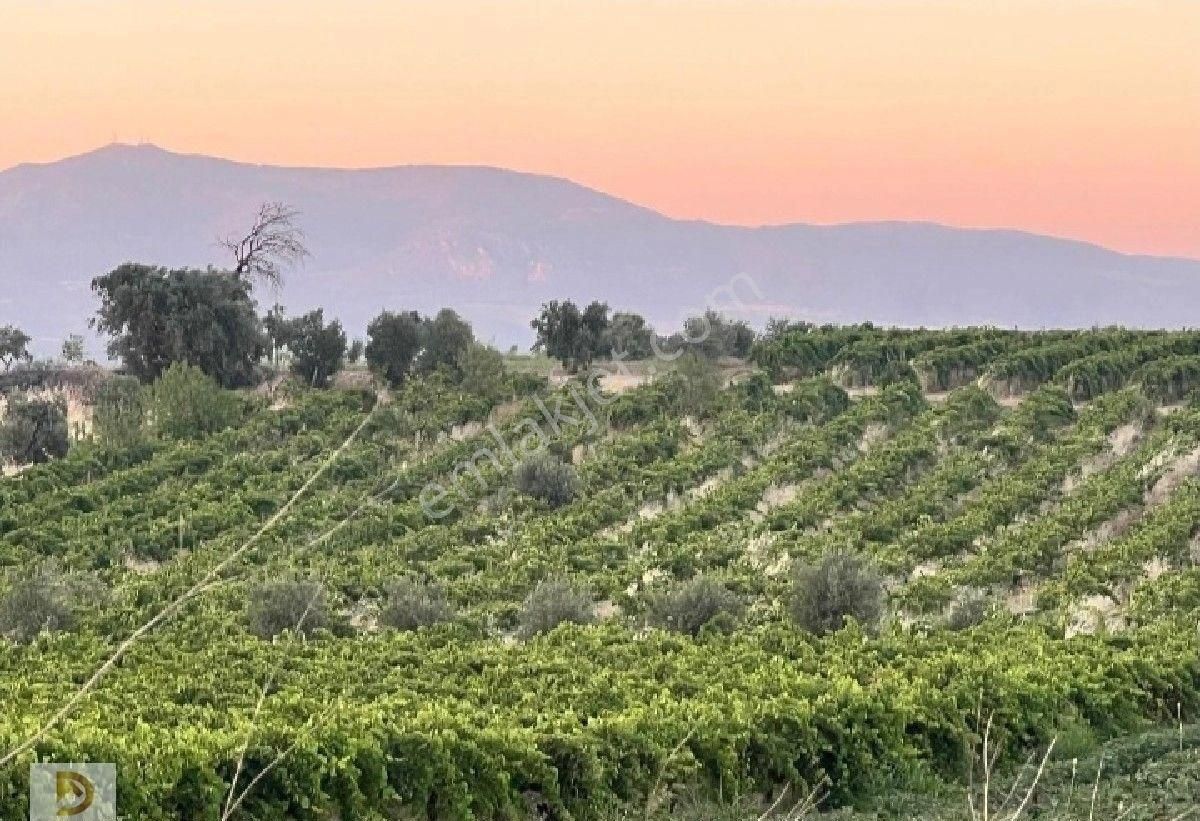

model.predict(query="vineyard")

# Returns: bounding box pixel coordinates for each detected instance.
[3,326,1200,819]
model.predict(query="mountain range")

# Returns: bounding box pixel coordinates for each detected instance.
[2,143,1198,357]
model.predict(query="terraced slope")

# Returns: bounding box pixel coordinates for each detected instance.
[2,327,1200,820]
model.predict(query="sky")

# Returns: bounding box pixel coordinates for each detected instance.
[2,0,1197,259]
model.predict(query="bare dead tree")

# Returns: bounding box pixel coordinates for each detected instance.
[221,202,310,287]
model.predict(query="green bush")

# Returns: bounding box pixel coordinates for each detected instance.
[514,452,579,508]
[517,577,593,638]
[0,566,75,643]
[663,351,722,417]
[789,551,884,636]
[0,394,69,464]
[647,575,743,636]
[147,363,240,440]
[1052,715,1099,761]
[379,578,455,631]
[92,375,147,448]
[247,579,329,639]
[946,591,991,630]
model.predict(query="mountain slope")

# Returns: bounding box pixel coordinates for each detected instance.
[2,143,1198,354]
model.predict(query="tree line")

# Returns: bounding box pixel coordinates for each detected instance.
[1,202,762,466]
[530,300,755,371]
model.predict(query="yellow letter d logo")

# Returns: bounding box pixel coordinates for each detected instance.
[54,770,94,816]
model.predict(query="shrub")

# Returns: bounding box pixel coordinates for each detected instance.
[514,452,578,508]
[607,386,671,428]
[1052,715,1099,761]
[457,343,508,400]
[0,394,69,464]
[947,591,991,630]
[247,579,329,639]
[147,363,240,440]
[663,351,722,417]
[93,375,147,448]
[789,551,884,636]
[379,578,455,631]
[518,577,593,638]
[0,566,75,643]
[647,576,743,636]
[876,359,921,388]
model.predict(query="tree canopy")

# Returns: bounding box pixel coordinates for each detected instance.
[365,310,425,386]
[60,334,85,364]
[419,309,475,376]
[609,311,655,360]
[0,325,32,371]
[681,310,756,359]
[531,299,612,371]
[91,263,266,388]
[0,394,69,464]
[282,309,347,388]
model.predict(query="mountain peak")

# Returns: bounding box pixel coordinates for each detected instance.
[3,145,1199,359]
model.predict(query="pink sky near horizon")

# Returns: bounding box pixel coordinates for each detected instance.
[2,0,1197,258]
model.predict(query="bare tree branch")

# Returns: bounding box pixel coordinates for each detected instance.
[220,202,310,288]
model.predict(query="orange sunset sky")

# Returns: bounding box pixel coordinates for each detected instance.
[2,0,1197,258]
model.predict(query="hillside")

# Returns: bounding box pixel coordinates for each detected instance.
[4,145,1200,356]
[2,327,1200,818]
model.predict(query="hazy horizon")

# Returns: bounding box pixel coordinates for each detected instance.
[3,1,1197,259]
[8,141,1200,265]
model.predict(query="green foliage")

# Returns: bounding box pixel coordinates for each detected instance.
[789,551,884,635]
[663,351,722,417]
[675,310,755,359]
[457,343,508,399]
[1136,354,1200,402]
[531,299,612,372]
[92,375,147,449]
[146,363,240,440]
[781,376,851,421]
[946,591,991,630]
[517,576,594,638]
[1051,715,1099,761]
[419,308,475,375]
[284,308,347,387]
[1057,335,1200,400]
[750,323,883,378]
[609,311,656,359]
[263,302,292,364]
[914,336,1028,391]
[60,334,86,364]
[7,328,1200,818]
[0,564,75,643]
[514,451,579,507]
[607,383,673,427]
[0,394,68,464]
[0,325,32,371]
[365,309,425,386]
[983,385,1075,455]
[91,263,266,387]
[647,575,743,636]
[379,578,455,631]
[246,579,329,639]
[983,330,1152,394]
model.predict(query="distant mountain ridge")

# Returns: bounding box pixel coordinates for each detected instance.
[2,143,1198,356]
